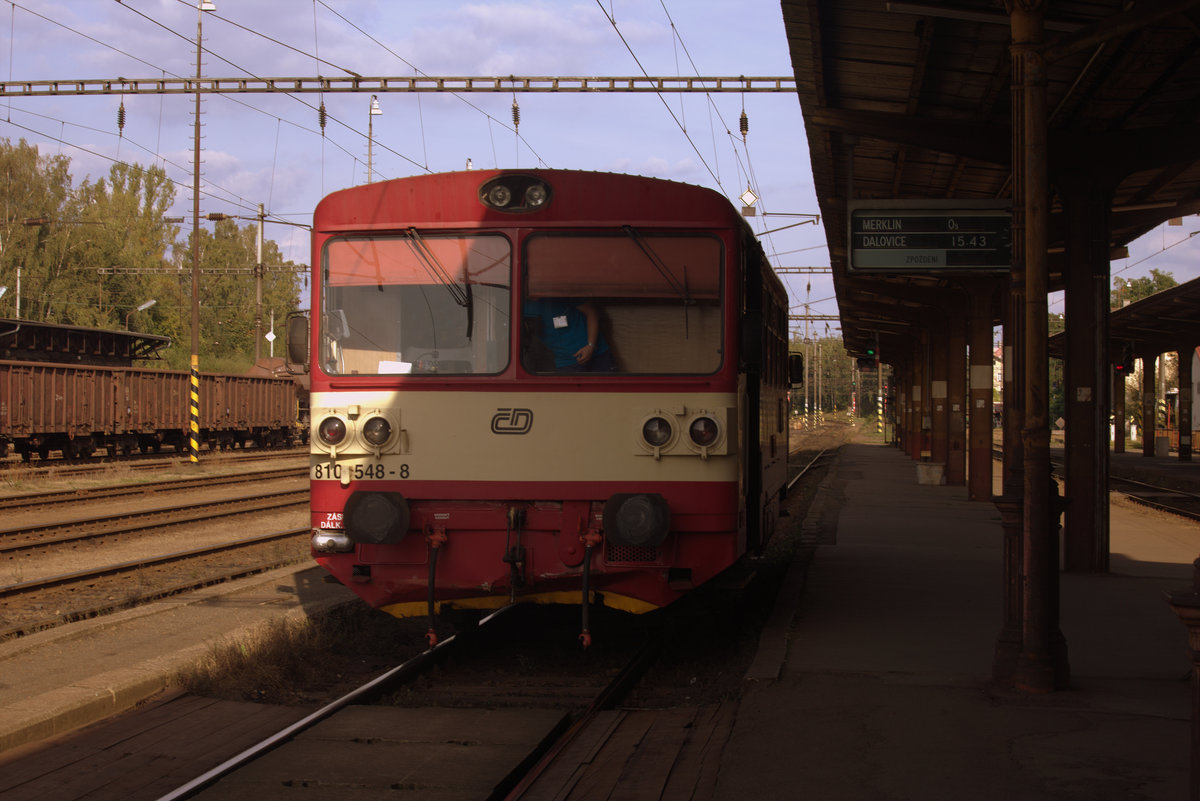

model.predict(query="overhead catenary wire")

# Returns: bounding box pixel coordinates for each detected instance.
[595,0,723,190]
[651,0,817,276]
[94,1,420,191]
[3,0,425,217]
[638,11,807,282]
[167,0,359,78]
[1,113,303,231]
[1,2,364,198]
[314,0,549,169]
[4,3,828,289]
[112,1,431,178]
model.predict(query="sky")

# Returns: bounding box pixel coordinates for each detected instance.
[1,0,1196,339]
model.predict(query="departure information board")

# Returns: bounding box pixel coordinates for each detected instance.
[848,205,1011,273]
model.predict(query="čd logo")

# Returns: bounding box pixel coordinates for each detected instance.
[491,408,533,435]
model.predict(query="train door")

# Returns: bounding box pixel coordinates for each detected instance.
[740,235,766,554]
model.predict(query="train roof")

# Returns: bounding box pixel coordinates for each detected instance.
[0,318,170,366]
[314,169,741,231]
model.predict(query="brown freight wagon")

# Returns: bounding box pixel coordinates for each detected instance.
[0,360,300,460]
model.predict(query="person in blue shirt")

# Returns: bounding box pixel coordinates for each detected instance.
[523,297,615,372]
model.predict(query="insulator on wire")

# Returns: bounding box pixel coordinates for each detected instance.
[512,99,520,132]
[318,102,327,136]
[739,109,749,143]
[117,101,126,137]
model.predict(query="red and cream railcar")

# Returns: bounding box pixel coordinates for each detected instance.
[301,169,789,643]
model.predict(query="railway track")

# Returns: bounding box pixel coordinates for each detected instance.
[0,466,308,512]
[0,487,307,552]
[0,528,308,639]
[788,447,832,492]
[0,467,311,639]
[1107,474,1200,522]
[0,442,845,798]
[157,604,659,801]
[994,449,1200,523]
[0,446,306,478]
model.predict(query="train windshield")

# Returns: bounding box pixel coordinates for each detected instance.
[321,233,511,375]
[522,232,723,374]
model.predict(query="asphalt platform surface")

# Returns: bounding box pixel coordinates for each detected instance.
[715,441,1198,800]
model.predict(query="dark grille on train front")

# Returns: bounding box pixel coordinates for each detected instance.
[605,542,661,564]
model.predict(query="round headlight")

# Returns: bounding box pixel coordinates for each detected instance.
[689,416,719,447]
[603,493,671,548]
[345,491,410,545]
[642,416,672,448]
[486,184,512,207]
[524,183,548,207]
[362,416,391,446]
[318,416,347,446]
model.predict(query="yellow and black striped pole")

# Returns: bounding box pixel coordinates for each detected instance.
[189,354,200,462]
[187,3,212,465]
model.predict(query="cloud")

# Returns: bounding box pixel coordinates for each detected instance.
[391,2,618,76]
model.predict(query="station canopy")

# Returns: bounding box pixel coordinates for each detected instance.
[1049,276,1200,360]
[781,0,1200,357]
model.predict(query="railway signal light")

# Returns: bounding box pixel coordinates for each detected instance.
[789,352,804,385]
[1114,344,1134,374]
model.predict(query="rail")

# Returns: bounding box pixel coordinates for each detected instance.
[152,605,661,801]
[1,528,305,599]
[0,488,307,552]
[787,447,832,492]
[152,604,518,801]
[0,466,307,511]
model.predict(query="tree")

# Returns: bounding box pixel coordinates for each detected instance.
[1110,269,1177,435]
[54,162,179,329]
[1111,269,1176,309]
[1048,312,1065,425]
[0,138,74,320]
[172,217,303,372]
[0,138,303,372]
[790,333,851,415]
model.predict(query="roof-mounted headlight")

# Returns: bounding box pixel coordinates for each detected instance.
[524,183,548,207]
[486,184,512,208]
[479,174,552,213]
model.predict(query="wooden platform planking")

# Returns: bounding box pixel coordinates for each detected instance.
[0,694,308,801]
[516,702,739,801]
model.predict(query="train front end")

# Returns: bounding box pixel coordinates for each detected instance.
[304,170,785,640]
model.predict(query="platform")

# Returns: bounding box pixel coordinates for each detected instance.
[713,441,1195,800]
[0,565,355,754]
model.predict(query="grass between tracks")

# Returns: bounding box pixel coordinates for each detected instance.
[176,604,429,705]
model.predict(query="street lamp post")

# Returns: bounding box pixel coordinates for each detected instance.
[367,95,382,183]
[190,0,215,464]
[125,298,156,330]
[255,202,264,362]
